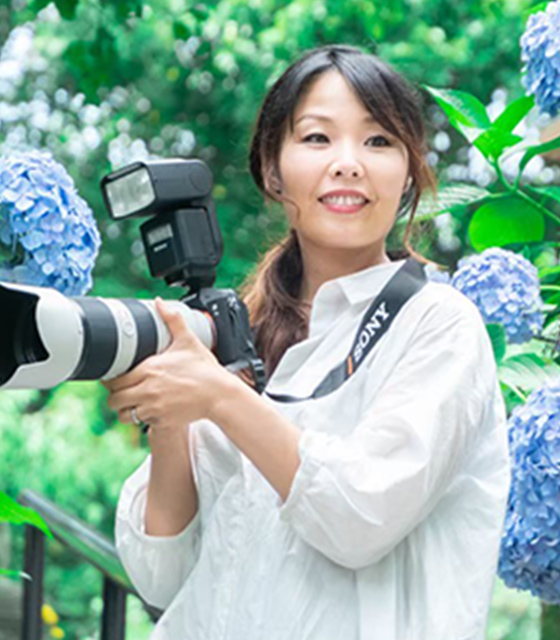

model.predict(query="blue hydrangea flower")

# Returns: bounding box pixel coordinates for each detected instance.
[520,0,560,116]
[425,263,452,285]
[0,150,101,295]
[450,248,543,344]
[498,379,560,603]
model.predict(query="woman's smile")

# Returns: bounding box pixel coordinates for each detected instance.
[319,198,370,214]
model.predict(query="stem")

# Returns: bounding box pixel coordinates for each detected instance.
[492,159,513,191]
[517,189,560,226]
[533,335,558,344]
[500,142,533,164]
[540,285,560,292]
[507,384,527,403]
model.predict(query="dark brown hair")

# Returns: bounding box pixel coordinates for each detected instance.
[241,44,437,378]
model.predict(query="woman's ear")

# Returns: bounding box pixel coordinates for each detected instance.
[263,164,283,195]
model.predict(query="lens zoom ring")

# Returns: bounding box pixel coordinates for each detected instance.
[122,299,158,369]
[72,299,119,380]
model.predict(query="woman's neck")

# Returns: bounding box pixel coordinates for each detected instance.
[298,244,390,306]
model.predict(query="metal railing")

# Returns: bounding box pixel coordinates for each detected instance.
[18,490,162,640]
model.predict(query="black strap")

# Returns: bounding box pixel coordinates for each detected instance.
[265,258,427,403]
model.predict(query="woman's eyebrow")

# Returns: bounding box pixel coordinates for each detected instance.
[295,113,377,125]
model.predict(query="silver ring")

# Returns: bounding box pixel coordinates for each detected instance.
[130,406,141,425]
[130,406,150,434]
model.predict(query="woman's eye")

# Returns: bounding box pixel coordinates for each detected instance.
[302,133,392,146]
[302,133,328,143]
[367,135,391,147]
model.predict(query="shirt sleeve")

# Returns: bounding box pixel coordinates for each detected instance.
[114,418,242,610]
[114,454,202,611]
[278,293,501,570]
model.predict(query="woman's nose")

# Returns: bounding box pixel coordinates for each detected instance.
[328,147,365,179]
[331,165,362,178]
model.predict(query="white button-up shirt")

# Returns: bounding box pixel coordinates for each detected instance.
[115,259,511,640]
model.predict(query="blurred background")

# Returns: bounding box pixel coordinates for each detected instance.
[0,0,556,637]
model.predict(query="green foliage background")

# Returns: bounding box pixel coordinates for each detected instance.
[0,0,554,637]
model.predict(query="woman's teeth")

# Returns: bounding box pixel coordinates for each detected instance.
[320,196,368,206]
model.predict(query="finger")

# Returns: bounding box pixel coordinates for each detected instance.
[118,406,156,428]
[107,386,144,412]
[155,297,194,349]
[103,363,149,393]
[118,406,143,425]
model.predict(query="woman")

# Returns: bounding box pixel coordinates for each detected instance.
[108,45,510,639]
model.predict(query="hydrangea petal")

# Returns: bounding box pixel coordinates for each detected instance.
[0,151,101,294]
[450,248,543,344]
[521,1,560,116]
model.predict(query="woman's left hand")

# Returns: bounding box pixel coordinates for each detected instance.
[103,297,231,430]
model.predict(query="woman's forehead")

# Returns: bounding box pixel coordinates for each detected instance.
[294,113,379,127]
[295,72,359,110]
[292,72,383,128]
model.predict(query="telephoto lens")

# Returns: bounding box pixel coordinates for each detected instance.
[0,281,214,390]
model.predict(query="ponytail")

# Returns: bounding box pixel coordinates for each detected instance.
[239,230,310,378]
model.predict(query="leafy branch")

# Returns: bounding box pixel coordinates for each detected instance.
[0,491,52,579]
[422,86,560,251]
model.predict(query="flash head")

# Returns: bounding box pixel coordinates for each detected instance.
[101,158,213,220]
[100,158,223,292]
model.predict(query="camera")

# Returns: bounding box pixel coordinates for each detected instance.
[0,158,265,392]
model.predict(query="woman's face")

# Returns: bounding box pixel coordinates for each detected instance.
[275,71,410,263]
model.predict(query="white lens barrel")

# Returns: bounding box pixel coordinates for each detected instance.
[99,299,140,381]
[145,299,214,353]
[1,284,85,389]
[0,282,215,389]
[99,298,214,381]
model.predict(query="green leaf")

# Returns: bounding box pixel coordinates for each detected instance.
[133,0,143,17]
[63,29,123,102]
[423,86,491,139]
[526,184,560,207]
[492,95,535,133]
[414,183,491,220]
[454,124,486,144]
[28,0,51,13]
[486,324,507,363]
[0,492,53,540]
[543,303,560,329]
[196,40,213,60]
[543,292,560,308]
[0,568,31,581]
[473,127,524,161]
[539,263,560,279]
[54,0,79,19]
[468,194,545,250]
[523,1,552,20]
[499,353,560,392]
[191,5,210,20]
[543,308,560,329]
[518,135,560,180]
[173,20,190,40]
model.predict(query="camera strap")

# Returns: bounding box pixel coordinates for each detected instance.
[265,257,427,403]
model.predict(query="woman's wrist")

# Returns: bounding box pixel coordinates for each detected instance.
[208,370,250,425]
[148,421,190,447]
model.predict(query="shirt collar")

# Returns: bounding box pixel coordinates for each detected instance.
[314,259,407,307]
[307,259,407,339]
